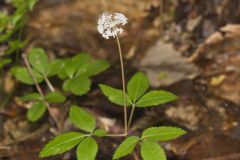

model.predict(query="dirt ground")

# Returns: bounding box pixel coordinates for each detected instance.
[1,0,240,159]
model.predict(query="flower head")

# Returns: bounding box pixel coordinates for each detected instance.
[97,13,128,39]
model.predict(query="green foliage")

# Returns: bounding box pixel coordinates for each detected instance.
[100,72,177,108]
[14,67,44,84]
[45,92,66,103]
[113,136,140,159]
[28,48,49,75]
[47,59,65,76]
[62,54,110,96]
[14,48,56,85]
[142,127,186,141]
[136,91,177,107]
[40,132,86,157]
[14,49,108,97]
[20,92,42,101]
[67,76,91,96]
[64,54,90,79]
[0,0,38,56]
[5,40,26,54]
[127,72,149,103]
[99,84,131,106]
[93,129,107,137]
[76,137,98,160]
[69,105,96,132]
[22,91,65,121]
[13,48,59,84]
[140,140,166,160]
[27,101,46,122]
[76,59,110,77]
[40,106,100,159]
[0,58,12,69]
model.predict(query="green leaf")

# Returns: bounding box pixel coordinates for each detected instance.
[76,137,98,160]
[27,101,46,122]
[14,67,43,85]
[69,76,91,96]
[140,140,166,160]
[20,92,42,101]
[40,132,86,158]
[136,90,177,107]
[99,84,131,106]
[0,12,9,33]
[77,59,110,77]
[47,59,65,77]
[45,92,66,103]
[64,54,91,78]
[63,79,71,92]
[57,60,68,79]
[5,40,26,54]
[93,129,107,137]
[127,72,149,103]
[142,127,186,141]
[113,136,140,159]
[69,105,96,132]
[29,0,38,10]
[28,48,49,75]
[0,58,12,69]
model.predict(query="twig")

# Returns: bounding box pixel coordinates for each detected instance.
[22,54,61,129]
[133,150,139,160]
[106,133,126,137]
[116,35,128,135]
[44,76,55,92]
[127,104,136,128]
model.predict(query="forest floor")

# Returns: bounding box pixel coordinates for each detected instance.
[1,0,240,159]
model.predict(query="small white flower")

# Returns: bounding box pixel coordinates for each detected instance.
[97,13,128,39]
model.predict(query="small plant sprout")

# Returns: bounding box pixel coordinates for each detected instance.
[39,12,187,160]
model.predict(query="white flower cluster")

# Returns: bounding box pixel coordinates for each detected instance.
[97,13,128,39]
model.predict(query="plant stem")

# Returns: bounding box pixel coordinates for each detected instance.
[106,133,126,137]
[44,76,55,92]
[116,35,128,135]
[133,150,140,160]
[22,54,61,129]
[22,54,44,96]
[127,104,136,128]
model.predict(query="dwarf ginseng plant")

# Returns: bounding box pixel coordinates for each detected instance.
[39,13,186,160]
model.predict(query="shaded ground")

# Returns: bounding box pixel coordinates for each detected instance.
[1,0,240,160]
